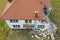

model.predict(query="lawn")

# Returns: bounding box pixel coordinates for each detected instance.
[0,20,9,40]
[50,0,60,40]
[0,0,60,40]
[0,0,9,40]
[0,0,7,15]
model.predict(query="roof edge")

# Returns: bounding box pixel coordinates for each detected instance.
[0,0,16,19]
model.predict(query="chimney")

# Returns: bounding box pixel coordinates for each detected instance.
[34,11,38,18]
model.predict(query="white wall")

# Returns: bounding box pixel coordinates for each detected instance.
[5,20,49,29]
[5,20,36,29]
[5,20,13,28]
[5,20,25,29]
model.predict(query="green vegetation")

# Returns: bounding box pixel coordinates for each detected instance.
[0,20,9,40]
[50,0,60,40]
[0,0,9,40]
[0,0,7,15]
[0,0,60,40]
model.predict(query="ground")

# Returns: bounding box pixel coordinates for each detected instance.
[50,0,60,40]
[0,0,60,40]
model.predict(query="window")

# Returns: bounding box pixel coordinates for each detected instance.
[16,20,18,22]
[41,20,44,23]
[25,20,32,23]
[8,0,13,3]
[38,25,45,28]
[39,20,41,21]
[29,20,32,23]
[13,25,20,28]
[41,20,47,23]
[13,25,15,27]
[18,25,20,27]
[10,20,12,22]
[10,20,18,23]
[25,20,28,23]
[41,20,45,23]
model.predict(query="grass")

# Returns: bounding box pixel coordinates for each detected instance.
[0,0,9,40]
[0,0,7,15]
[0,0,60,40]
[0,20,9,40]
[50,0,60,40]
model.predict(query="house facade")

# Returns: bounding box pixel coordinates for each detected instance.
[5,19,49,29]
[0,0,52,29]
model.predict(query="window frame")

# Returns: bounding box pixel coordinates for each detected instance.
[29,20,32,23]
[38,25,45,28]
[25,20,32,23]
[13,25,20,28]
[10,20,18,23]
[25,20,28,23]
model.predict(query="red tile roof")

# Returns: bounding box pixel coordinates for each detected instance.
[43,0,52,7]
[0,0,52,20]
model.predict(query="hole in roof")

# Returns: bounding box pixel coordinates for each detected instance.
[40,2,42,4]
[8,0,13,3]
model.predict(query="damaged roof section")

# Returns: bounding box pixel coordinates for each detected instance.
[0,0,52,20]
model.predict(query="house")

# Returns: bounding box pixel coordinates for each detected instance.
[0,0,57,40]
[0,0,52,29]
